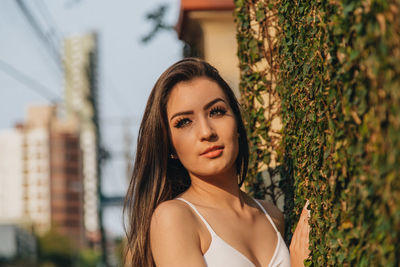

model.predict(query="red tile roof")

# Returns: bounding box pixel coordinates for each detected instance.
[181,0,235,11]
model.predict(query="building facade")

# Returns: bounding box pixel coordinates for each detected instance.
[63,33,101,242]
[176,0,239,95]
[0,105,85,246]
[50,115,85,246]
[23,105,54,235]
[0,128,24,223]
[0,224,37,263]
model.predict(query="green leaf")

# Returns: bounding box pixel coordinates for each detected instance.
[256,8,265,22]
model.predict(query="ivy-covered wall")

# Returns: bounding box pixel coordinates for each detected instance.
[235,0,400,266]
[235,0,284,204]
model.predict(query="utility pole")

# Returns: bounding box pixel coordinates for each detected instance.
[123,118,134,183]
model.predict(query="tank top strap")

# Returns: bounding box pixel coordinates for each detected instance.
[252,198,280,234]
[176,198,216,236]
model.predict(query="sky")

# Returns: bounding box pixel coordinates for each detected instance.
[0,0,182,237]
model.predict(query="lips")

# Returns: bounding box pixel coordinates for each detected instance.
[200,145,224,158]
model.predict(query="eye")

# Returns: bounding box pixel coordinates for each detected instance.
[210,106,227,117]
[174,117,192,128]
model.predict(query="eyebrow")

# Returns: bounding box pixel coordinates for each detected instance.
[169,98,226,121]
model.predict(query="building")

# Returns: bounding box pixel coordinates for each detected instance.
[63,33,101,242]
[22,105,54,235]
[0,224,36,264]
[176,0,239,95]
[0,128,24,223]
[50,113,85,246]
[0,104,85,246]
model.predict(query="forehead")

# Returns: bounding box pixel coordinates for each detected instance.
[167,77,228,114]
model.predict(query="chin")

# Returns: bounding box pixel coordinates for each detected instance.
[184,155,237,178]
[194,164,235,179]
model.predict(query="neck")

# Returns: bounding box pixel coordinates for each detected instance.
[184,170,246,209]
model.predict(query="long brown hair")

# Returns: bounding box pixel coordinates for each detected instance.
[123,58,249,266]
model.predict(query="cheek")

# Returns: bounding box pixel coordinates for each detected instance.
[228,120,240,156]
[224,118,239,141]
[215,117,239,151]
[170,128,193,157]
[231,130,240,157]
[170,131,197,171]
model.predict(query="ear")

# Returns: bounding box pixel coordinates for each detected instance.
[169,145,178,159]
[169,153,178,159]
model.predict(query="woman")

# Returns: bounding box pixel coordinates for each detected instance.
[124,58,310,267]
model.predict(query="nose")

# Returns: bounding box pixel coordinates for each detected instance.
[198,116,216,141]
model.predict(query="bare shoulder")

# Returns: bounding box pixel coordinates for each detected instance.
[256,199,285,236]
[152,199,195,224]
[150,199,199,238]
[150,199,205,267]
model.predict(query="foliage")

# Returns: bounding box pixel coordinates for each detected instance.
[37,230,74,267]
[114,237,125,267]
[37,230,101,267]
[77,248,101,267]
[235,0,400,265]
[141,4,174,43]
[234,0,284,204]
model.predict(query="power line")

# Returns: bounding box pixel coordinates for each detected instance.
[0,59,61,102]
[35,0,63,45]
[15,0,62,73]
[37,0,62,34]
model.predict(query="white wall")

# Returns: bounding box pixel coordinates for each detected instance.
[0,129,24,222]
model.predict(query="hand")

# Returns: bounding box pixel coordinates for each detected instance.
[289,200,310,267]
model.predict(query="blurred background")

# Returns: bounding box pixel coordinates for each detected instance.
[0,0,183,266]
[0,0,240,265]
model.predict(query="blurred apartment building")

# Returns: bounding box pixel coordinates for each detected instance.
[0,33,101,251]
[63,33,101,242]
[0,105,85,247]
[0,224,37,263]
[0,128,24,223]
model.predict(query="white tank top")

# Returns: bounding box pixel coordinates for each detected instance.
[176,197,291,267]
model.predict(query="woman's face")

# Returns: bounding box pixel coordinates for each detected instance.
[166,77,239,179]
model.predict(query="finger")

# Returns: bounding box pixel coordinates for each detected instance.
[299,218,307,239]
[306,226,310,254]
[300,208,308,222]
[299,213,309,240]
[301,217,310,254]
[302,202,309,215]
[302,200,311,219]
[293,219,305,247]
[291,224,300,250]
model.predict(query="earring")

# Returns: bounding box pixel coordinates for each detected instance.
[170,153,177,159]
